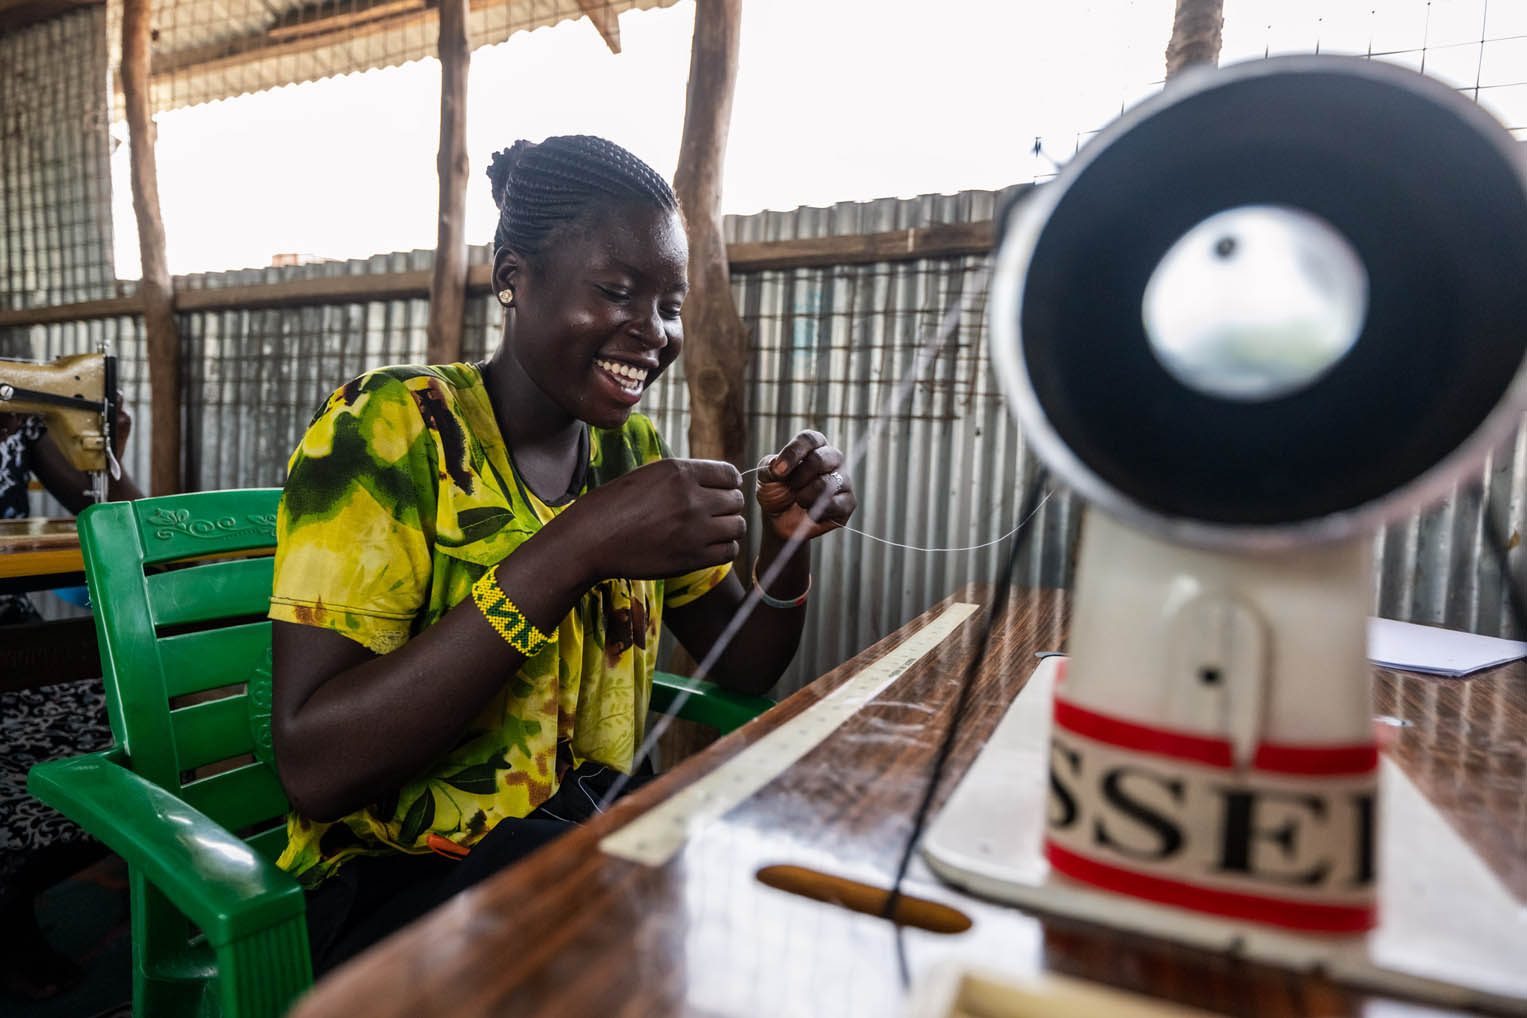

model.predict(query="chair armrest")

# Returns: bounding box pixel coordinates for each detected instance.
[28,749,303,945]
[651,670,774,733]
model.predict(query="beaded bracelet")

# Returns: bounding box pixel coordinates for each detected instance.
[472,568,553,657]
[753,558,811,609]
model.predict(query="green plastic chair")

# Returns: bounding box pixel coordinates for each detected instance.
[28,488,773,1018]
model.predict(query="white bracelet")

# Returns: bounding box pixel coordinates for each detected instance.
[753,562,810,609]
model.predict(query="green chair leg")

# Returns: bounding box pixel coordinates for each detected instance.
[131,874,215,1018]
[216,915,313,1018]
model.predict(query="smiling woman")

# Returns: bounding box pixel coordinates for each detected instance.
[265,134,857,974]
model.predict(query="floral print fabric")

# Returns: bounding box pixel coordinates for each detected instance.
[0,414,43,521]
[269,363,728,887]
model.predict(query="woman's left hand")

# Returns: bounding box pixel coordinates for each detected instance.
[755,430,857,541]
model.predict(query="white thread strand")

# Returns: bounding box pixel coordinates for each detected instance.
[598,268,993,812]
[741,460,1055,552]
[833,489,1054,553]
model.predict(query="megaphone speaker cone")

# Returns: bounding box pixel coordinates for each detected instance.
[993,56,1527,547]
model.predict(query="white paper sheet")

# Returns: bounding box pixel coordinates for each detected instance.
[1367,617,1527,677]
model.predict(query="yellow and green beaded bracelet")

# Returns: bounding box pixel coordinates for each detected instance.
[471,568,553,657]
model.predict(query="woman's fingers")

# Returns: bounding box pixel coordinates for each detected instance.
[755,479,795,515]
[699,485,746,516]
[786,459,854,506]
[786,472,835,506]
[826,489,857,525]
[804,484,856,525]
[713,512,747,542]
[687,458,743,490]
[762,436,848,494]
[756,432,857,538]
[783,446,844,491]
[708,540,741,564]
[765,430,827,482]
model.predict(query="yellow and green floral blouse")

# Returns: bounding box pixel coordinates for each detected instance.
[268,362,728,888]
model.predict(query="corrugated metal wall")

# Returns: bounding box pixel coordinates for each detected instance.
[11,189,1525,689]
[1375,428,1527,641]
[0,5,115,314]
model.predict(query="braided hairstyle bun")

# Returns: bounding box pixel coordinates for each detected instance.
[486,140,535,213]
[487,135,678,259]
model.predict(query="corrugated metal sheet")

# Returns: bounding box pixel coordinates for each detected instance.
[120,0,680,114]
[0,6,116,312]
[1375,423,1527,639]
[12,188,1527,689]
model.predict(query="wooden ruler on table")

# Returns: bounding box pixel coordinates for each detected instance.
[601,601,982,866]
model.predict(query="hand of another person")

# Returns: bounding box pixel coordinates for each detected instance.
[560,458,745,582]
[112,390,131,458]
[755,430,857,541]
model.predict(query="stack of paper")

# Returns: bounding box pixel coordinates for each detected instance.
[1367,617,1527,677]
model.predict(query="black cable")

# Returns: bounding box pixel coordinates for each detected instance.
[882,461,1050,984]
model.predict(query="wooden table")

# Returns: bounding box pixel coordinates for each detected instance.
[290,588,1525,1018]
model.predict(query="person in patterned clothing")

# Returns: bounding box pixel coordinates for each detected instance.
[270,136,858,972]
[1,406,139,998]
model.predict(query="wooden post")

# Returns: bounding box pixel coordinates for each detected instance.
[122,0,181,494]
[666,0,746,755]
[675,0,747,473]
[1165,0,1224,81]
[426,0,470,365]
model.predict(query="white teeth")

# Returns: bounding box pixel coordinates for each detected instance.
[596,358,648,389]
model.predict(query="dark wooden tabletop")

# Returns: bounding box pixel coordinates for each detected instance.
[289,587,1525,1018]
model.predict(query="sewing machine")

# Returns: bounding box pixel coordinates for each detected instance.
[0,345,119,505]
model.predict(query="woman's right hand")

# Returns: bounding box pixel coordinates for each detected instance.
[558,458,745,583]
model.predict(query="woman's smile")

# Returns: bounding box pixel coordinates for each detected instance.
[593,356,650,404]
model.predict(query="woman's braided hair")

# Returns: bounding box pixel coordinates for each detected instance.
[487,135,678,260]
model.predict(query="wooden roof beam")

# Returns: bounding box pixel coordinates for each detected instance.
[0,0,101,35]
[575,0,620,54]
[265,0,426,44]
[151,0,634,84]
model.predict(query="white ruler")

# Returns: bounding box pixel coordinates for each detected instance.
[601,601,982,866]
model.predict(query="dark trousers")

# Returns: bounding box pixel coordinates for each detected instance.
[304,761,652,975]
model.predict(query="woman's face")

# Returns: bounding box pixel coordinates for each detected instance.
[505,201,688,431]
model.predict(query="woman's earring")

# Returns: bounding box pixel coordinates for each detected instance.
[497,287,515,307]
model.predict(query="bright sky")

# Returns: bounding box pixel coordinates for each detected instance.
[111,0,1527,276]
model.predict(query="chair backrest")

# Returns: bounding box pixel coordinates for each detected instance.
[78,488,290,860]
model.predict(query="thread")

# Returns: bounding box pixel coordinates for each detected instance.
[739,467,1056,553]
